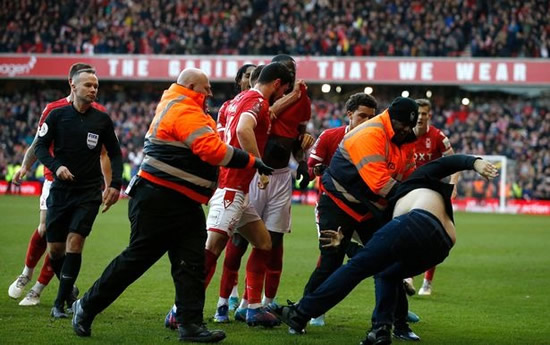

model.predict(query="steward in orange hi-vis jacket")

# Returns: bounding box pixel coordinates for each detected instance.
[301,97,419,331]
[321,104,418,222]
[73,69,273,342]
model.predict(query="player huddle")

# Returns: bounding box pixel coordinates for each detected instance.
[8,56,498,344]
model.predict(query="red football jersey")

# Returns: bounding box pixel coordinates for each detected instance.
[218,89,270,193]
[38,97,106,180]
[216,91,246,139]
[414,125,453,167]
[307,125,347,179]
[270,84,311,138]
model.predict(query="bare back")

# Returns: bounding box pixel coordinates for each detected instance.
[393,188,456,244]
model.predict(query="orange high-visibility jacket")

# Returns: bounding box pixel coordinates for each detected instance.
[138,83,253,204]
[321,109,416,221]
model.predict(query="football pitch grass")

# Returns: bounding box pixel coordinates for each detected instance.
[0,195,549,345]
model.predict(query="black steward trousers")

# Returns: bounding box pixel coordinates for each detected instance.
[81,178,207,325]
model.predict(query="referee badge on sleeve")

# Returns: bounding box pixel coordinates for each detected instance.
[87,132,99,149]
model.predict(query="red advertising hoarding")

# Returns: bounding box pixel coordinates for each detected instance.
[1,54,549,85]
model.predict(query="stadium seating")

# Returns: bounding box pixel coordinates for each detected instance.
[1,0,548,57]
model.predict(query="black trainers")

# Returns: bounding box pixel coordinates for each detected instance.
[268,303,308,334]
[393,326,420,341]
[178,323,226,343]
[72,299,94,337]
[66,285,79,313]
[50,305,68,319]
[360,324,392,345]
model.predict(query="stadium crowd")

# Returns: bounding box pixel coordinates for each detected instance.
[1,88,548,200]
[1,0,548,57]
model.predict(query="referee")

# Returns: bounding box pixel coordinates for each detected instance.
[34,68,123,318]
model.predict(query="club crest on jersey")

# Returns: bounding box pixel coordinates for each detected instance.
[87,132,99,149]
[223,190,236,209]
[425,138,431,149]
[38,123,48,137]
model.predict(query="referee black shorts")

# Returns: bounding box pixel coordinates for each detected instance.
[45,185,102,243]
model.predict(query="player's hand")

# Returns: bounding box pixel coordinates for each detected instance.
[13,166,29,185]
[313,163,327,176]
[296,161,310,189]
[253,158,274,176]
[102,187,120,213]
[269,109,277,121]
[320,227,344,248]
[473,159,499,181]
[258,174,270,189]
[56,166,75,181]
[301,133,315,151]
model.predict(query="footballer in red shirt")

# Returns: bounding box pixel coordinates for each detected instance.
[408,98,459,297]
[203,62,293,327]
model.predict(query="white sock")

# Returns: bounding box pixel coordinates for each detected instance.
[22,266,34,279]
[262,297,273,306]
[172,304,177,312]
[239,299,248,309]
[32,282,46,294]
[217,297,228,308]
[230,284,239,298]
[248,303,262,309]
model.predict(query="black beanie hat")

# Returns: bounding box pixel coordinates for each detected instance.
[388,97,419,126]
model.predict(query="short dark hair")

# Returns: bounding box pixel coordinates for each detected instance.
[235,63,256,90]
[345,93,378,113]
[271,54,295,64]
[257,62,293,86]
[68,63,95,79]
[415,98,431,109]
[250,65,265,87]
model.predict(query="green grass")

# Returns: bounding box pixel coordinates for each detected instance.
[1,195,549,345]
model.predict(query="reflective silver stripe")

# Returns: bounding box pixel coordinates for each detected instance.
[143,155,216,189]
[379,178,397,198]
[350,121,384,134]
[339,142,351,162]
[146,137,188,148]
[404,161,416,171]
[309,153,323,162]
[150,96,186,137]
[372,200,387,210]
[184,126,215,147]
[356,154,385,171]
[219,145,234,166]
[331,177,361,204]
[396,173,404,181]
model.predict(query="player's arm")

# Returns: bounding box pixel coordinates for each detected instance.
[13,134,39,184]
[236,112,261,158]
[176,112,272,174]
[307,132,326,179]
[100,145,112,188]
[34,111,72,181]
[101,120,123,213]
[440,132,460,197]
[269,80,304,118]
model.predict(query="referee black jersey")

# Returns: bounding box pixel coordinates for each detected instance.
[35,104,122,190]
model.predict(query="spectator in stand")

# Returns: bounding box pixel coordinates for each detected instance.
[1,0,548,57]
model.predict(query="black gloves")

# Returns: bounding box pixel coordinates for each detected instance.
[296,161,310,190]
[253,158,274,176]
[313,163,327,177]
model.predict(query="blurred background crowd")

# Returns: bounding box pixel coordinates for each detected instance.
[1,85,548,200]
[1,0,548,57]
